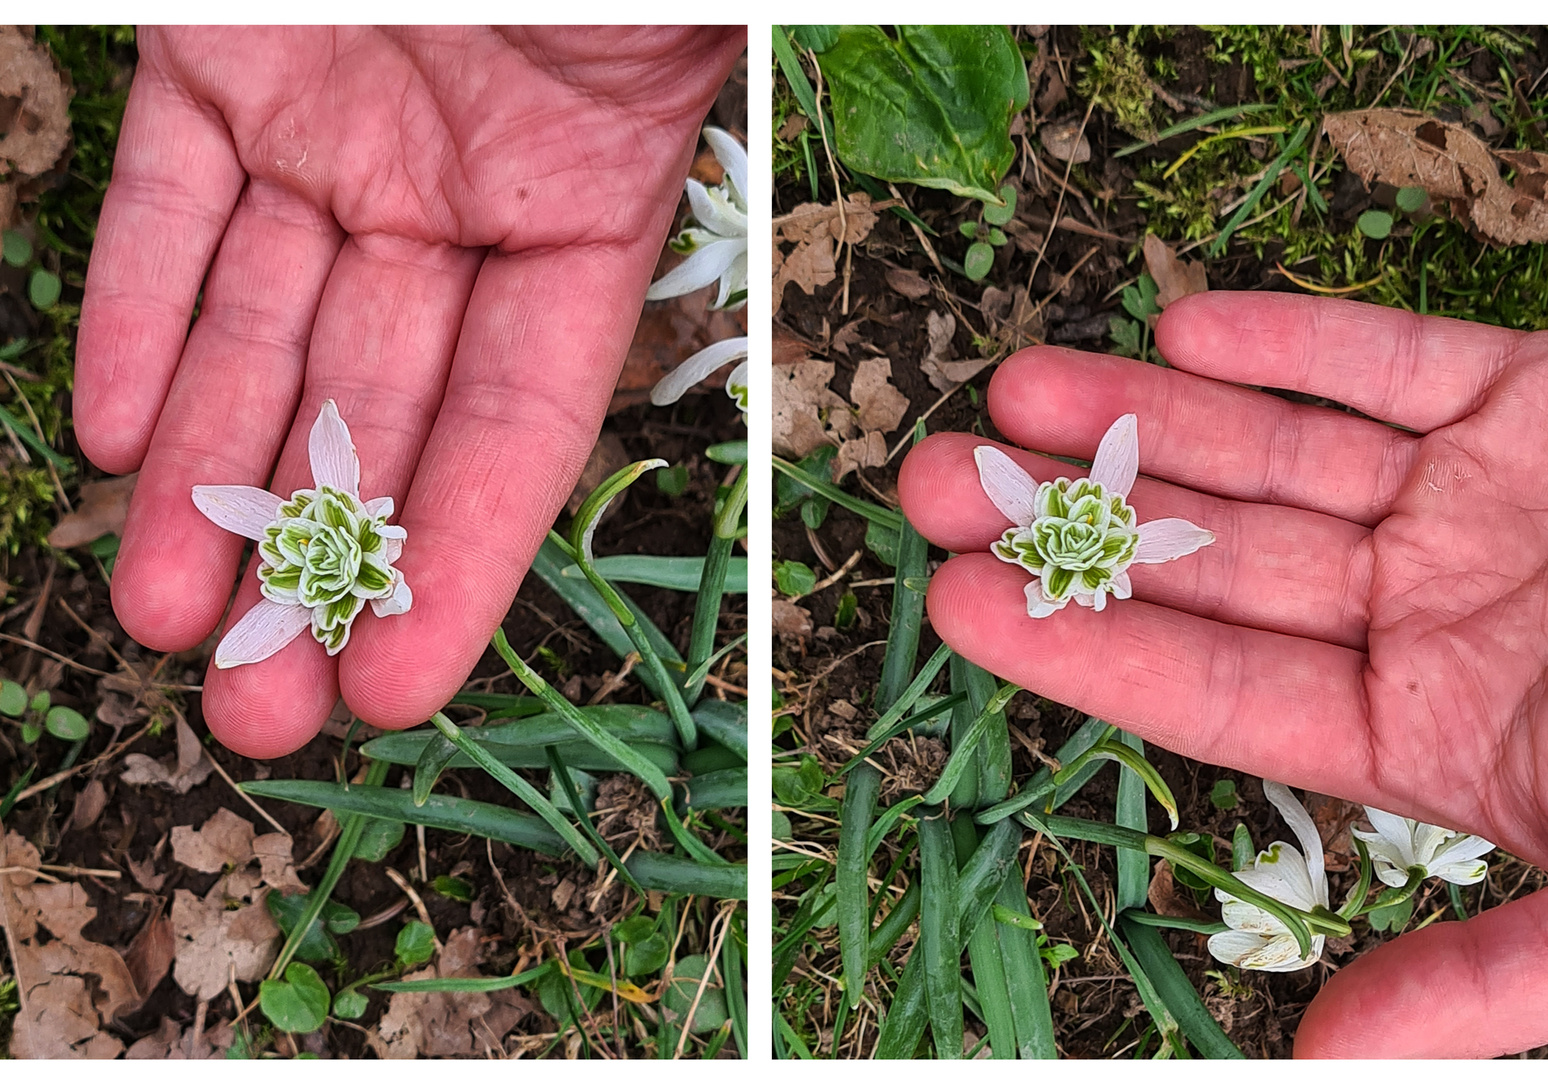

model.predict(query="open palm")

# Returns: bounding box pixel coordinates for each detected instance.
[899,292,1548,1057]
[74,26,743,758]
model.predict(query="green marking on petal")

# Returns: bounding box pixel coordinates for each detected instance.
[1047,566,1073,599]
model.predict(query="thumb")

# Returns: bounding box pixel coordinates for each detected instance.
[1296,884,1548,1058]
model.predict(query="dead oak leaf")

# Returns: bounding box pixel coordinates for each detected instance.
[171,806,256,875]
[170,867,280,1001]
[1324,108,1548,245]
[773,360,848,458]
[921,310,990,393]
[1142,233,1209,310]
[850,357,909,434]
[0,831,137,1059]
[46,473,137,549]
[369,927,533,1058]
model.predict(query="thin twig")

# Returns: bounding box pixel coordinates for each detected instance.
[673,901,735,1059]
[385,866,442,953]
[1026,97,1096,294]
[203,745,291,839]
[0,630,110,676]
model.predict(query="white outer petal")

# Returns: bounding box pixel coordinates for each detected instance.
[371,574,413,617]
[685,178,747,238]
[1109,569,1133,599]
[309,399,361,497]
[1264,781,1328,906]
[1436,833,1496,865]
[974,445,1039,527]
[214,599,313,669]
[364,496,394,519]
[1089,413,1139,497]
[644,239,746,302]
[1362,806,1421,863]
[1433,858,1489,885]
[192,485,283,541]
[1132,518,1216,563]
[1208,929,1323,972]
[651,337,749,406]
[702,126,747,210]
[580,461,667,563]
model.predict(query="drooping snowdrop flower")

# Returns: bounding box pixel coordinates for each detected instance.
[1207,781,1330,972]
[649,336,748,413]
[1352,807,1495,887]
[645,126,747,312]
[975,414,1214,618]
[192,400,411,668]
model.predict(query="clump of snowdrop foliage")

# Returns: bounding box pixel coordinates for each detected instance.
[1353,807,1495,887]
[975,414,1214,617]
[1208,781,1329,972]
[192,400,411,668]
[646,128,748,415]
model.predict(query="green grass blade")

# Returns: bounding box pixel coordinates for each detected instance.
[680,768,747,811]
[492,629,672,801]
[428,712,597,864]
[925,681,1018,806]
[961,658,1011,806]
[876,422,929,714]
[772,25,822,127]
[242,781,568,857]
[1113,102,1277,157]
[976,717,1115,824]
[376,960,554,994]
[624,850,745,900]
[412,730,459,806]
[722,921,748,1058]
[770,456,903,530]
[546,746,642,896]
[692,698,747,760]
[918,813,963,1059]
[1207,120,1310,257]
[946,659,979,808]
[837,692,965,781]
[0,406,73,471]
[684,743,744,775]
[966,893,1017,1059]
[559,553,748,593]
[873,922,929,1058]
[862,642,952,741]
[1121,915,1244,1059]
[1123,911,1228,934]
[447,692,546,716]
[837,764,881,1011]
[659,797,728,866]
[1115,731,1150,913]
[866,795,922,859]
[991,875,1056,1059]
[867,877,920,968]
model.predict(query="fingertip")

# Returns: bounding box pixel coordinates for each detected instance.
[201,643,338,759]
[110,542,232,654]
[898,431,1013,552]
[337,611,466,730]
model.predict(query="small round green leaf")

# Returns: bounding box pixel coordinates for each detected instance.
[394,920,436,967]
[1209,778,1238,810]
[332,987,368,1020]
[28,690,50,714]
[613,915,655,945]
[45,706,89,741]
[1357,210,1393,240]
[259,963,331,1034]
[963,241,995,281]
[662,953,728,1033]
[2,230,32,267]
[28,269,61,310]
[655,464,689,496]
[982,183,1017,226]
[1394,186,1427,214]
[987,227,1007,247]
[20,719,41,744]
[958,220,979,239]
[431,874,474,902]
[773,560,817,598]
[0,681,28,717]
[625,932,670,977]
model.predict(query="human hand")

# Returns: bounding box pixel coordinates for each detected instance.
[898,291,1548,1057]
[74,26,743,757]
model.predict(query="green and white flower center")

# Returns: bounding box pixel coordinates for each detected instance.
[992,477,1139,602]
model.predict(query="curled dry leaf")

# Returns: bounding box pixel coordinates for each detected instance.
[171,806,256,874]
[921,310,990,393]
[1039,118,1091,164]
[1324,108,1548,245]
[885,265,933,301]
[773,194,880,314]
[833,430,889,482]
[119,713,212,794]
[124,1016,234,1060]
[369,927,534,1058]
[67,777,108,832]
[1141,233,1209,309]
[772,599,814,646]
[0,27,73,227]
[1147,860,1206,921]
[850,357,910,434]
[0,831,138,1059]
[123,902,176,1011]
[46,473,137,549]
[170,867,280,1001]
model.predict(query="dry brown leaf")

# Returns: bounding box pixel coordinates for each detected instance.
[125,853,166,893]
[1147,861,1206,921]
[920,310,991,392]
[772,599,814,646]
[832,430,889,482]
[0,28,73,229]
[124,905,175,1009]
[772,361,847,458]
[171,807,256,874]
[850,358,910,434]
[369,928,534,1058]
[1142,233,1209,309]
[252,833,304,895]
[124,1016,232,1060]
[773,231,835,315]
[46,474,137,549]
[773,324,811,366]
[120,713,212,795]
[1039,119,1091,164]
[67,778,108,832]
[1305,792,1363,873]
[885,265,933,301]
[170,867,280,1001]
[773,194,879,315]
[1324,108,1548,245]
[996,287,1045,354]
[0,831,137,1059]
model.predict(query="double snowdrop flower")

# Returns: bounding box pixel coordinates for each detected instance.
[975,414,1214,617]
[192,400,411,669]
[1352,807,1495,887]
[646,127,748,414]
[1208,781,1329,972]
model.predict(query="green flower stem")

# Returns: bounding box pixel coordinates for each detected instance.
[684,464,748,709]
[428,712,598,866]
[1339,834,1376,919]
[922,680,1019,805]
[269,758,388,980]
[1356,865,1426,919]
[1121,911,1230,935]
[713,461,750,540]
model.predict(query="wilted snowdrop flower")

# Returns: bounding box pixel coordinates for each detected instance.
[192,400,411,668]
[645,126,747,312]
[650,336,748,413]
[1208,781,1329,972]
[975,414,1214,618]
[1352,808,1495,887]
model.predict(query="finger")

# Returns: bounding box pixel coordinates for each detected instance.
[111,181,343,654]
[200,235,483,755]
[985,346,1420,526]
[75,54,247,474]
[1296,887,1548,1058]
[899,432,1373,648]
[1155,292,1524,433]
[925,554,1376,797]
[339,243,655,727]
